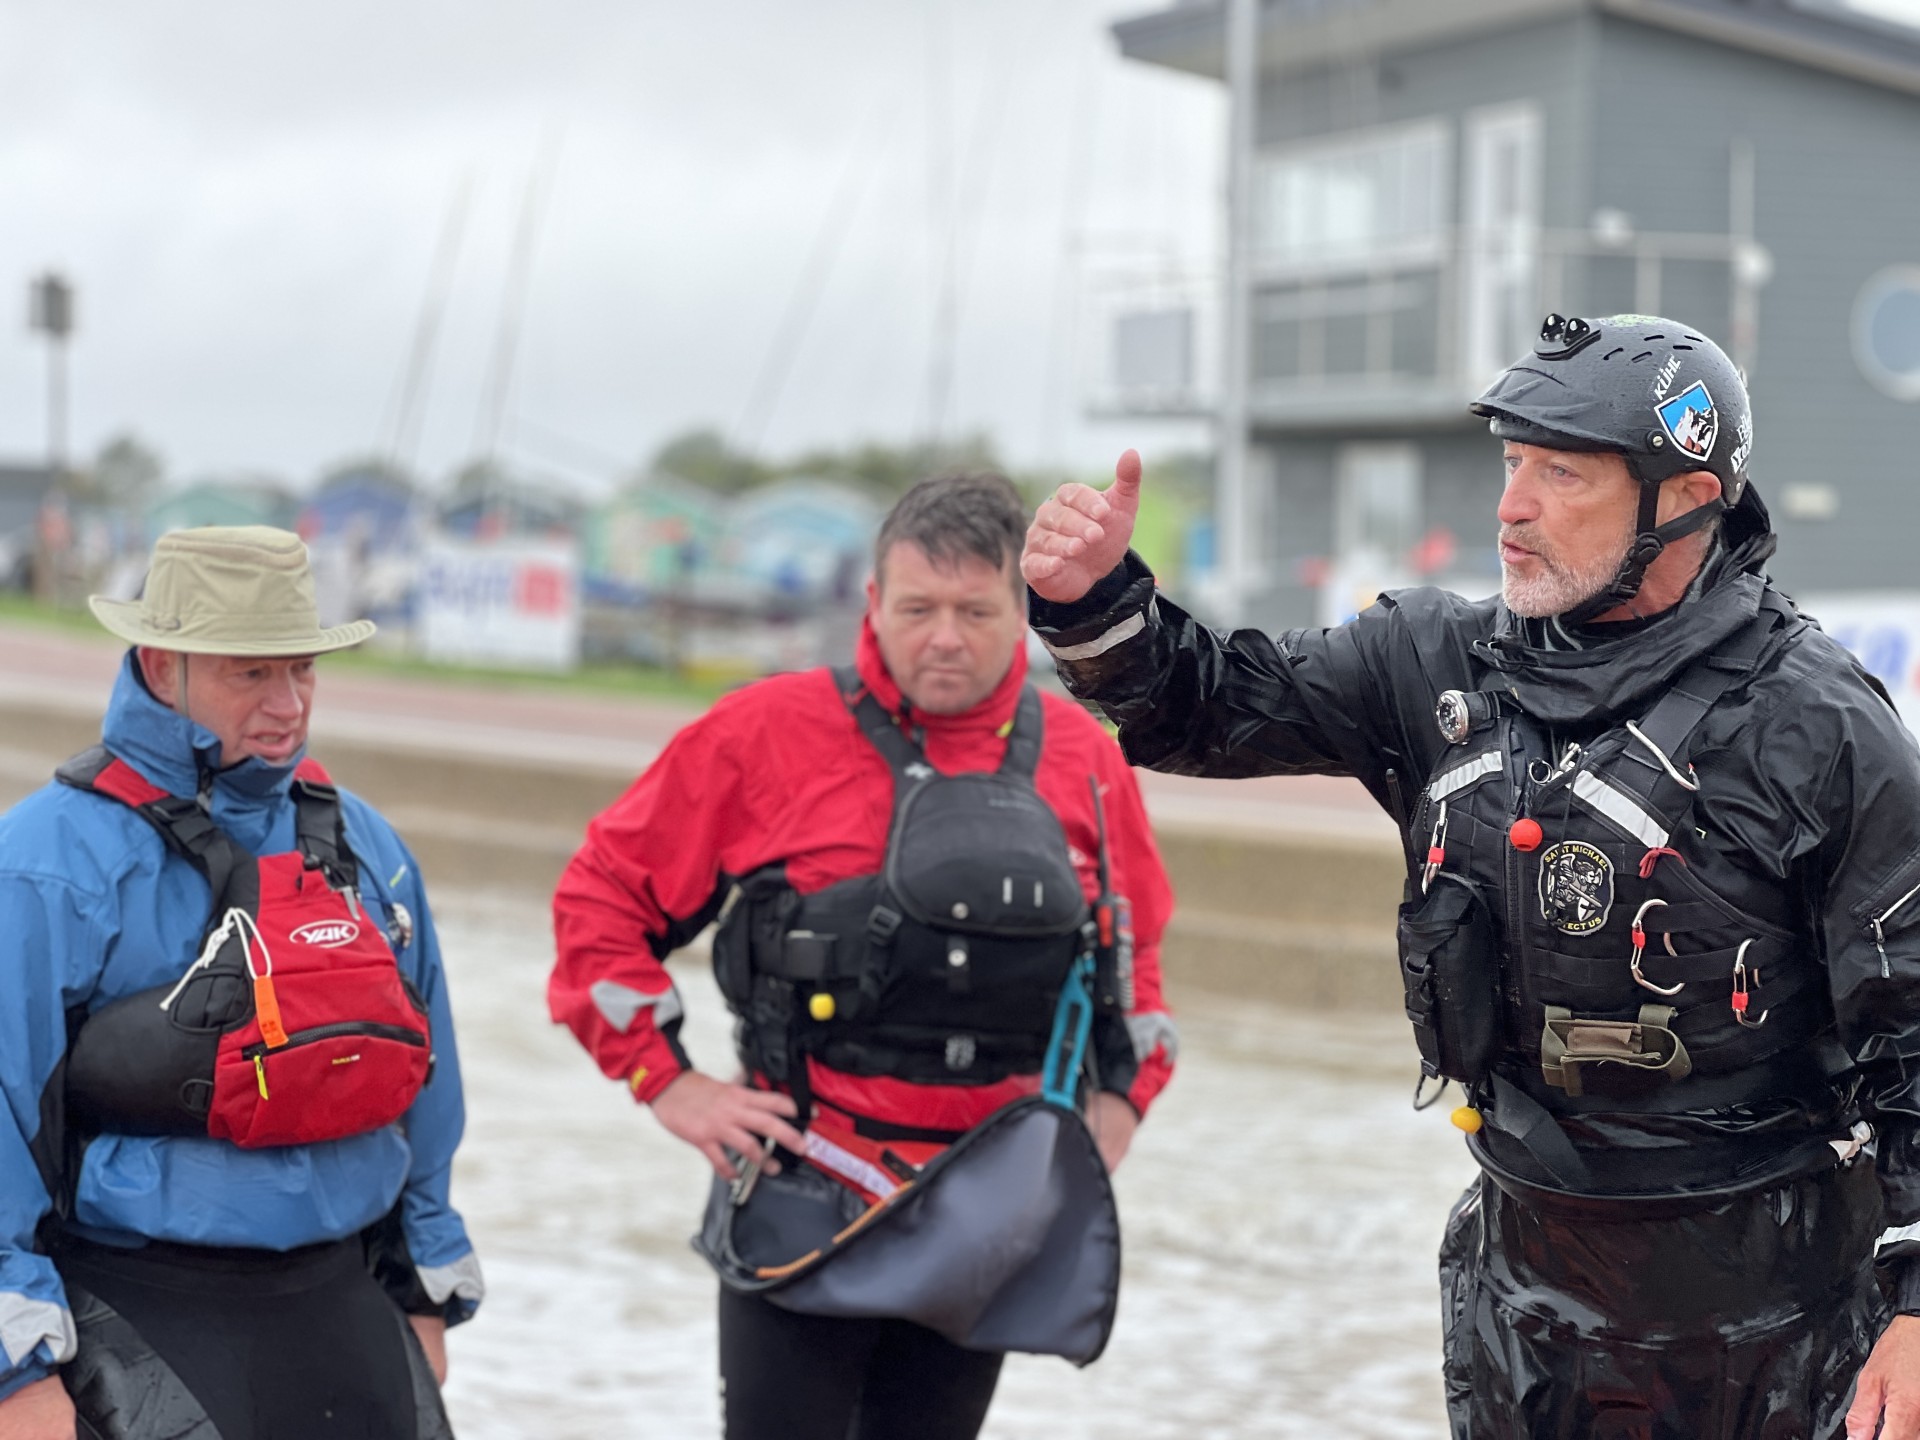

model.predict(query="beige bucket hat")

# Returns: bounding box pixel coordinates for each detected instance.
[89,526,377,656]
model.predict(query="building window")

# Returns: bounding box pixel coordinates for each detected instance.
[1853,266,1920,402]
[1336,443,1421,568]
[1254,120,1449,274]
[1462,103,1542,383]
[1113,307,1194,396]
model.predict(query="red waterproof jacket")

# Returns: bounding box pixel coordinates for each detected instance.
[550,623,1176,1131]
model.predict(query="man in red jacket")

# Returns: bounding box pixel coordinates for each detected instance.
[550,472,1176,1440]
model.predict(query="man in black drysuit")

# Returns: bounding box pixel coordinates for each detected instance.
[1020,314,1920,1439]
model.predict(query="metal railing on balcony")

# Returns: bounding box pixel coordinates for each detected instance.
[1087,219,1770,427]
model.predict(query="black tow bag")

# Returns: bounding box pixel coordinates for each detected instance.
[697,1097,1121,1366]
[1398,872,1502,1088]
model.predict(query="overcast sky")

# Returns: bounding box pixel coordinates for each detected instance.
[0,1,1223,494]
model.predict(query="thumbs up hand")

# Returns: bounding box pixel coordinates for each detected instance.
[1021,449,1146,604]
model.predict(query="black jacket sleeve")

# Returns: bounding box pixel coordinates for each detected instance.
[1759,637,1920,1313]
[1030,553,1480,819]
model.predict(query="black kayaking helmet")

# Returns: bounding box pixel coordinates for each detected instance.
[1471,313,1755,623]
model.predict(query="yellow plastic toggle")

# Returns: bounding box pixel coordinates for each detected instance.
[254,1053,270,1101]
[809,992,836,1022]
[1450,1105,1483,1134]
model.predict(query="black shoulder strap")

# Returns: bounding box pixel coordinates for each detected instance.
[55,745,251,915]
[996,686,1045,782]
[834,666,928,781]
[1609,596,1789,823]
[290,773,357,889]
[833,667,1046,784]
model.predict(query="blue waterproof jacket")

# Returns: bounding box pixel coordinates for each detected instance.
[0,656,481,1402]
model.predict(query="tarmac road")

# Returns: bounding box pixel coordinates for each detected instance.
[0,620,1394,841]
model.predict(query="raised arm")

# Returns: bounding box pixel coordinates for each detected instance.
[1024,453,1472,802]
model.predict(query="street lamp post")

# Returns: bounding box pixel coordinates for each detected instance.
[29,272,74,477]
[1216,0,1258,628]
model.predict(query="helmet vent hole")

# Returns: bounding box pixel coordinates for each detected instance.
[1602,347,1624,360]
[1673,343,1694,351]
[1631,351,1655,363]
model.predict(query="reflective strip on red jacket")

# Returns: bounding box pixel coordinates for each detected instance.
[549,623,1176,1131]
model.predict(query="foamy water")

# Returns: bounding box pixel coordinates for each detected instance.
[432,891,1473,1440]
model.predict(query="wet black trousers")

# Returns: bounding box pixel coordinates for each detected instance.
[52,1232,452,1440]
[718,1287,1005,1440]
[1440,1159,1890,1440]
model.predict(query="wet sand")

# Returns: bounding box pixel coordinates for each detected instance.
[433,891,1472,1440]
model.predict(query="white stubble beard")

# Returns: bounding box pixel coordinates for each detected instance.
[1499,520,1635,619]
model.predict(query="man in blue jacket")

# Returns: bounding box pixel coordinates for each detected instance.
[0,526,480,1440]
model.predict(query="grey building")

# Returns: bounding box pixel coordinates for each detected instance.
[1104,0,1920,628]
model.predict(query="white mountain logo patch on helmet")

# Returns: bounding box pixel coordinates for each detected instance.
[1657,382,1718,460]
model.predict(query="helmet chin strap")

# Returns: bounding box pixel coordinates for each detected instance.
[1556,476,1726,628]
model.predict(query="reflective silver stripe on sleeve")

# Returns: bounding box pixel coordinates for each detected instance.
[1425,752,1501,804]
[589,979,685,1033]
[1126,1011,1181,1065]
[0,1294,76,1369]
[417,1251,487,1308]
[1040,611,1147,663]
[1878,1222,1920,1253]
[1570,771,1669,850]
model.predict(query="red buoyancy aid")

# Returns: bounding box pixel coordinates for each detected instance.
[58,748,432,1149]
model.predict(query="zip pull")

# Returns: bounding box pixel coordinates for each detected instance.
[1869,877,1920,980]
[254,1052,270,1100]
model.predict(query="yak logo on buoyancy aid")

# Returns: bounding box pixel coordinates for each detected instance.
[292,919,361,948]
[1538,840,1614,934]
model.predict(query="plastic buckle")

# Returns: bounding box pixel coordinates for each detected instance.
[866,906,903,946]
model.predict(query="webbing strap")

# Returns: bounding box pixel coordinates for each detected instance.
[1485,1072,1591,1189]
[54,746,354,914]
[835,667,928,780]
[833,667,1045,784]
[1607,595,1795,829]
[290,772,355,888]
[57,746,250,912]
[998,687,1045,781]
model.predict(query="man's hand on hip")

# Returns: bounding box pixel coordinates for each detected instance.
[1850,1313,1920,1439]
[1022,450,1145,604]
[408,1315,448,1386]
[0,1375,76,1440]
[650,1071,807,1180]
[1086,1091,1139,1173]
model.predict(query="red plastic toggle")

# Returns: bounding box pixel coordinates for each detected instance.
[1731,990,1750,1014]
[1508,818,1543,852]
[1426,846,1446,866]
[1632,925,1647,950]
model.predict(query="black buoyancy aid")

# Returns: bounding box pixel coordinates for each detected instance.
[57,747,432,1150]
[713,670,1091,1089]
[1399,596,1854,1192]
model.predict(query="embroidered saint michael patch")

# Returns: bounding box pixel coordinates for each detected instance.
[1539,840,1614,935]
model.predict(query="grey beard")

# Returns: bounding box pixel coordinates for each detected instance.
[1499,527,1632,619]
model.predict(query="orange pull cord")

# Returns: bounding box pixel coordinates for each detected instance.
[234,910,290,1050]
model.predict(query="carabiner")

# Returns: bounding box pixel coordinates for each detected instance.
[1629,898,1684,996]
[1421,802,1449,895]
[1732,938,1768,1027]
